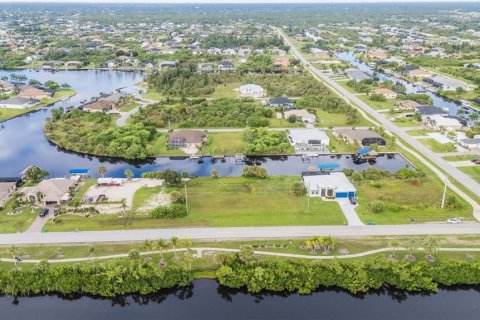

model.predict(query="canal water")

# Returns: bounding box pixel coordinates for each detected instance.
[0,280,479,320]
[336,51,477,119]
[0,69,411,178]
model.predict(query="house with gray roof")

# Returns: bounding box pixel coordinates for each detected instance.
[346,69,371,82]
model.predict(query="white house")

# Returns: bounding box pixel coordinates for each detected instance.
[239,84,265,98]
[422,115,463,131]
[459,138,480,149]
[288,129,330,151]
[0,97,39,109]
[302,172,356,199]
[284,109,317,124]
[427,75,471,92]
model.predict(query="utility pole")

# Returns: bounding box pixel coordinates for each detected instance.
[307,183,310,213]
[184,183,189,214]
[441,178,448,209]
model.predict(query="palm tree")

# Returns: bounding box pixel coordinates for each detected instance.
[182,237,194,269]
[142,239,154,260]
[97,166,107,177]
[321,235,336,254]
[156,239,169,265]
[124,169,134,180]
[389,240,400,257]
[406,238,418,256]
[8,245,20,270]
[171,236,179,260]
[423,236,440,257]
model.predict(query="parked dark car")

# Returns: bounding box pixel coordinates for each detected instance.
[349,196,357,205]
[39,208,49,217]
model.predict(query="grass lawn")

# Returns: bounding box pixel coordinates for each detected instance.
[142,90,164,101]
[47,176,346,232]
[418,138,457,153]
[459,166,480,184]
[393,118,420,127]
[119,103,139,112]
[354,178,473,224]
[151,135,187,156]
[406,129,438,136]
[53,89,76,99]
[326,131,358,153]
[201,132,245,155]
[0,202,39,233]
[201,82,241,99]
[130,186,163,212]
[357,95,394,111]
[443,155,479,161]
[315,109,371,127]
[336,80,360,94]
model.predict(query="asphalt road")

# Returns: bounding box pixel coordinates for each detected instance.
[2,224,480,245]
[274,27,480,197]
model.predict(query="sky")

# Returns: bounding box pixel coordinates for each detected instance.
[0,0,478,3]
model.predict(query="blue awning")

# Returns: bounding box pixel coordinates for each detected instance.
[317,163,340,169]
[69,169,90,174]
[357,147,371,155]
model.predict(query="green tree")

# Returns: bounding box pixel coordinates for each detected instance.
[171,236,179,261]
[124,169,134,180]
[8,245,20,270]
[97,166,107,177]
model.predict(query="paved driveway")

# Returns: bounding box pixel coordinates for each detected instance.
[337,198,364,226]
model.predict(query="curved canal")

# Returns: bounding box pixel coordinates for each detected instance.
[0,69,410,178]
[1,280,479,320]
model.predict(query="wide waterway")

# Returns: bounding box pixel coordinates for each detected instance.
[0,280,479,320]
[0,69,411,178]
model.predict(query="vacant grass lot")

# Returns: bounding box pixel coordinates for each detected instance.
[459,166,480,184]
[443,155,479,161]
[201,132,245,155]
[201,82,241,99]
[355,179,473,224]
[418,138,457,153]
[315,109,371,127]
[357,95,394,111]
[406,129,438,136]
[47,176,346,231]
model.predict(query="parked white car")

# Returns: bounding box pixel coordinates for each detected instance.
[447,218,462,224]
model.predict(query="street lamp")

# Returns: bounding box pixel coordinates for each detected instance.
[441,177,448,209]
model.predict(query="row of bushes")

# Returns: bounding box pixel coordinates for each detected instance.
[150,204,188,219]
[217,256,480,295]
[343,167,424,182]
[0,260,191,297]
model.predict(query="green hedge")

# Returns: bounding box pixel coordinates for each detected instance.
[217,257,480,294]
[0,259,192,297]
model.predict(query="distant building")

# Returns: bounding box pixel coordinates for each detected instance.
[422,115,463,130]
[415,105,448,116]
[159,61,177,69]
[167,130,205,149]
[367,50,388,60]
[284,109,317,124]
[268,97,294,108]
[346,69,371,82]
[394,100,421,112]
[239,84,265,98]
[333,128,386,147]
[371,88,397,99]
[425,75,471,92]
[0,178,20,209]
[459,138,480,149]
[17,86,52,100]
[0,97,39,109]
[273,56,290,68]
[353,44,368,53]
